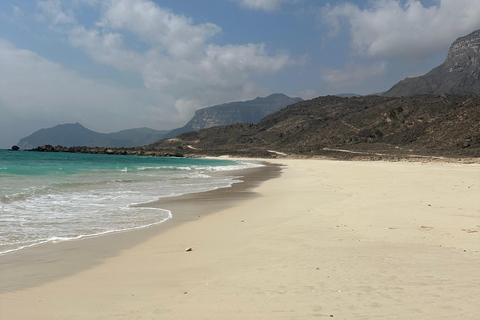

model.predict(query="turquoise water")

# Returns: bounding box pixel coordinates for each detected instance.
[0,150,258,254]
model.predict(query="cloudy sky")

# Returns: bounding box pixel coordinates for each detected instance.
[1,0,480,148]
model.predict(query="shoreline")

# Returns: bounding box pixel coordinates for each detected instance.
[1,159,480,319]
[0,161,280,293]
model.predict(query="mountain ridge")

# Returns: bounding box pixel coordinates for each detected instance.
[17,123,169,149]
[35,94,480,160]
[17,93,301,149]
[147,94,480,158]
[385,29,480,96]
[164,93,302,138]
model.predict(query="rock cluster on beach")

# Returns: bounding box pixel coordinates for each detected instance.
[29,144,185,158]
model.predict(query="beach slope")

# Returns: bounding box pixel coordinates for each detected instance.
[1,159,480,319]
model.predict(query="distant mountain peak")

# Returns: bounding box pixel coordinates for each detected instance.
[385,29,480,96]
[163,93,303,139]
[17,123,168,149]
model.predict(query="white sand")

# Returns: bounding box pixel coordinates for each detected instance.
[1,159,480,319]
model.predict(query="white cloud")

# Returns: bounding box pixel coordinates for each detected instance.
[0,39,175,137]
[12,6,24,18]
[37,0,76,25]
[69,25,143,71]
[321,0,480,61]
[173,98,201,120]
[67,0,292,106]
[231,0,297,12]
[322,62,387,88]
[0,0,295,147]
[98,0,221,57]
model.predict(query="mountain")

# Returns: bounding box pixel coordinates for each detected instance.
[150,94,480,158]
[107,127,170,147]
[164,93,302,138]
[17,123,169,149]
[385,29,480,96]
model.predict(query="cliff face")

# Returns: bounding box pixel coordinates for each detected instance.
[188,93,303,130]
[445,30,480,73]
[385,29,480,96]
[164,94,302,138]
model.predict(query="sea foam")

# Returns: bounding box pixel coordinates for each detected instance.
[0,151,259,255]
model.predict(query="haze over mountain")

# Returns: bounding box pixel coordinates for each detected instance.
[164,94,302,138]
[17,94,301,149]
[385,29,480,96]
[17,123,169,149]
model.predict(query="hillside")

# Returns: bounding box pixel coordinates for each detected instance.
[149,94,480,158]
[164,93,302,138]
[17,123,168,149]
[385,29,480,96]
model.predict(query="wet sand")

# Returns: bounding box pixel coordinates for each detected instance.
[1,159,480,319]
[0,162,280,292]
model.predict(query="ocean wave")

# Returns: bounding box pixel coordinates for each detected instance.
[0,185,52,204]
[0,207,172,256]
[0,157,260,256]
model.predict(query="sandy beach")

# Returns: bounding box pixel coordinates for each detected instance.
[1,159,480,319]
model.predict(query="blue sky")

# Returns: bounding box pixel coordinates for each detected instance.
[1,0,480,148]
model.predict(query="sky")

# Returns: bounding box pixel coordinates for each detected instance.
[1,0,480,148]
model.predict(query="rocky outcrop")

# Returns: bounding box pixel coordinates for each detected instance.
[29,144,184,157]
[385,29,480,96]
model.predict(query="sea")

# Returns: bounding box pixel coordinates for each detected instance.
[0,150,259,255]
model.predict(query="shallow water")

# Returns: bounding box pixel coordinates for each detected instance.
[0,150,259,254]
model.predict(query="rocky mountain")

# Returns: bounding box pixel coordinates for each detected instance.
[385,29,480,96]
[164,93,302,138]
[18,123,169,149]
[149,94,480,158]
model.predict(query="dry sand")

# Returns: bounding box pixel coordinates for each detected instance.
[1,159,480,319]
